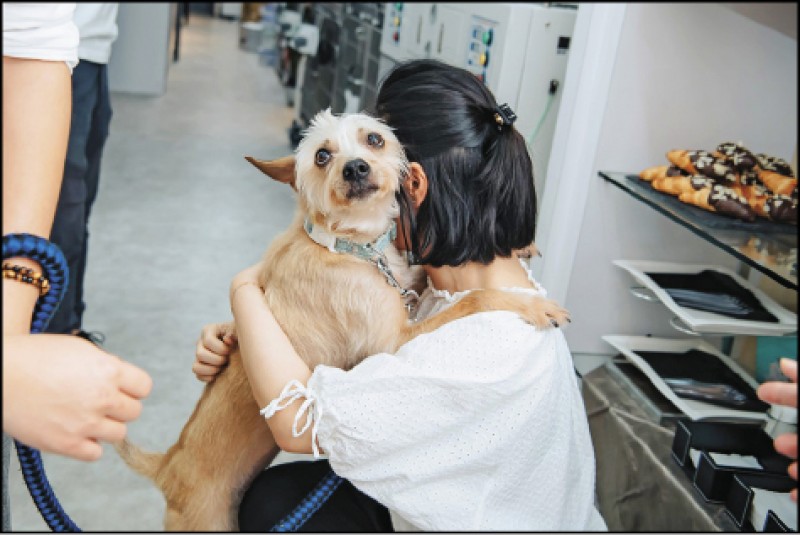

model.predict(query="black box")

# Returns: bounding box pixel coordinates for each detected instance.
[671,420,792,503]
[672,419,768,468]
[695,450,791,503]
[724,472,795,531]
[764,510,793,533]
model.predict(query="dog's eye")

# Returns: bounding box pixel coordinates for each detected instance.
[366,133,384,148]
[315,149,331,166]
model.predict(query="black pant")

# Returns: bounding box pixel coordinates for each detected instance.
[47,60,112,334]
[239,460,393,532]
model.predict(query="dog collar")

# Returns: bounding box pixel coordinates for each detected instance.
[303,217,419,312]
[303,217,397,261]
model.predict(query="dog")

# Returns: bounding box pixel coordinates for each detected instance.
[116,109,569,531]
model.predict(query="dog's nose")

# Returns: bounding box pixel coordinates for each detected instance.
[343,159,370,182]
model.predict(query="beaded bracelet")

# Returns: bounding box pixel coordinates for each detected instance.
[3,262,51,296]
[2,233,69,334]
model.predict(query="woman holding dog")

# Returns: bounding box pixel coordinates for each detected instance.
[195,59,606,531]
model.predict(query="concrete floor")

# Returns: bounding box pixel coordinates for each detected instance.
[8,15,310,531]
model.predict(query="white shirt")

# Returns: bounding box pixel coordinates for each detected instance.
[2,3,79,71]
[74,3,118,64]
[270,263,607,531]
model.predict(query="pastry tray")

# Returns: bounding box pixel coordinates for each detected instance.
[614,260,797,336]
[602,335,768,422]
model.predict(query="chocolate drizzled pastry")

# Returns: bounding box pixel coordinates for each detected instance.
[765,194,798,224]
[756,153,795,178]
[717,142,758,172]
[734,170,796,224]
[690,175,714,190]
[708,183,756,222]
[641,142,796,225]
[688,150,737,183]
[739,170,767,192]
[667,165,686,177]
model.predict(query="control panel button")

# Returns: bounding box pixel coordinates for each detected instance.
[393,31,399,42]
[479,51,489,66]
[482,28,493,46]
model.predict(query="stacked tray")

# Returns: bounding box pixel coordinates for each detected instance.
[602,336,769,422]
[615,260,797,336]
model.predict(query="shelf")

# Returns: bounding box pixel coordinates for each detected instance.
[602,335,768,422]
[614,260,797,336]
[599,172,797,290]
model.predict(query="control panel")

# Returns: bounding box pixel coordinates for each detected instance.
[465,16,497,84]
[386,2,403,46]
[379,3,577,198]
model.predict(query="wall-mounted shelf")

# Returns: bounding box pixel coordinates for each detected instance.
[599,172,797,290]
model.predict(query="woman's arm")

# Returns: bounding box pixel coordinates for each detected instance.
[2,56,72,334]
[230,266,315,454]
[2,15,152,460]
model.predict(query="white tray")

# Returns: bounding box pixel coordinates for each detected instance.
[602,335,768,422]
[614,260,797,336]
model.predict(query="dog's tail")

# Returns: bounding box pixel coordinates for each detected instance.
[114,438,164,481]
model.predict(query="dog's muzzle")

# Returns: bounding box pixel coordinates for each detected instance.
[343,158,379,199]
[343,158,370,182]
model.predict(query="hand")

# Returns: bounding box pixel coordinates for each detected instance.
[193,322,237,382]
[2,334,152,462]
[757,358,798,502]
[229,262,264,305]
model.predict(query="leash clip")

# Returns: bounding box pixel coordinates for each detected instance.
[372,254,420,315]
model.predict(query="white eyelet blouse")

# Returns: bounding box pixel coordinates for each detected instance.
[263,262,607,531]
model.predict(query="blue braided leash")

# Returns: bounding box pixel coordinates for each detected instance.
[4,233,81,532]
[270,470,344,532]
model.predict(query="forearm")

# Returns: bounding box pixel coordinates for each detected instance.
[2,56,72,334]
[231,283,314,453]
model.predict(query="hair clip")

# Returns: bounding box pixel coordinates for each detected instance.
[493,103,517,129]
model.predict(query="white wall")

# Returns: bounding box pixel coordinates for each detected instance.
[561,3,797,355]
[108,3,174,96]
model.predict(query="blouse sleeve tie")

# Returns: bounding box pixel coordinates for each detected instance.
[259,379,323,458]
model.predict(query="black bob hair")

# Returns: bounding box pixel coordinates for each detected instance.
[374,59,537,267]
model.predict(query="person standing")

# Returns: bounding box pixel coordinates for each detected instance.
[46,3,119,343]
[3,4,151,531]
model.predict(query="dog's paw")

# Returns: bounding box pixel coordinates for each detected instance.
[519,296,571,329]
[514,243,541,259]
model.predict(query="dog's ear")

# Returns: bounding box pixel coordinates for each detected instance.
[245,155,296,190]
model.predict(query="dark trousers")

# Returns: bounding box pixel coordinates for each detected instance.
[47,60,112,334]
[239,460,393,532]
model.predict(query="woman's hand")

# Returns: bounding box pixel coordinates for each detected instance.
[757,358,798,502]
[193,322,237,382]
[2,334,152,462]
